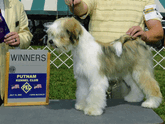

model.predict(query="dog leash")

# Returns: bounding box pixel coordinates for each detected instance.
[66,0,75,17]
[72,0,75,17]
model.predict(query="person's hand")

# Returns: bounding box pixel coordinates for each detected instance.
[65,0,81,6]
[4,32,20,46]
[126,26,148,41]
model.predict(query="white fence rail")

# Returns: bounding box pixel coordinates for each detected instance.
[150,46,165,69]
[27,46,165,70]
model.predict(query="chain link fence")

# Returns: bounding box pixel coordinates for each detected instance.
[27,45,165,70]
[151,46,165,69]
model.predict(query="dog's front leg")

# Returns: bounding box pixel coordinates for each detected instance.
[75,77,89,111]
[84,76,109,116]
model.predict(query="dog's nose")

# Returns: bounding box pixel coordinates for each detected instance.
[49,40,53,44]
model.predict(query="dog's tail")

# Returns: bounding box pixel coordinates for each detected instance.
[112,35,136,57]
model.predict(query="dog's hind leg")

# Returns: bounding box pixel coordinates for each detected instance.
[132,70,162,108]
[75,77,89,111]
[84,76,109,116]
[123,74,144,102]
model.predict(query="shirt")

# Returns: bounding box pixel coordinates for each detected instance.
[81,0,161,43]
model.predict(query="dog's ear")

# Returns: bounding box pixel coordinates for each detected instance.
[64,17,82,44]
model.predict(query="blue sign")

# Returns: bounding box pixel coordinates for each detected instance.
[8,73,47,99]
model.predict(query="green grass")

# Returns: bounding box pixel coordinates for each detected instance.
[152,50,165,121]
[31,46,165,121]
[49,64,76,99]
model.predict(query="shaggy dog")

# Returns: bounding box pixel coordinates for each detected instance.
[46,17,162,116]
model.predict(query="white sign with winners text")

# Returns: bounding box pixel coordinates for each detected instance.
[4,50,50,106]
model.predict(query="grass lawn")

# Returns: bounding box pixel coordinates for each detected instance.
[152,49,165,121]
[31,45,165,121]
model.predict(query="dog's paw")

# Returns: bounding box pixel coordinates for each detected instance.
[124,93,144,102]
[141,97,162,108]
[84,107,103,116]
[75,103,85,111]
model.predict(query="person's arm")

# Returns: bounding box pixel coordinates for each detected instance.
[126,2,164,43]
[144,20,164,43]
[65,0,88,17]
[126,20,164,43]
[4,2,33,48]
[17,3,33,48]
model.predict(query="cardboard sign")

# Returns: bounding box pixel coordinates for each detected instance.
[4,50,50,106]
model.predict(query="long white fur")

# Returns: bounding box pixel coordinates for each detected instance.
[73,25,109,115]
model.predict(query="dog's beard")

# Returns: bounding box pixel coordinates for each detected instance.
[61,44,73,53]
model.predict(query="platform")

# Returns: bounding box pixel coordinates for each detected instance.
[0,99,164,124]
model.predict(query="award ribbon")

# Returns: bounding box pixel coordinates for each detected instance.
[0,9,10,43]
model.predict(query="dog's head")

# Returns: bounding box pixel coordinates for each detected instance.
[46,17,82,52]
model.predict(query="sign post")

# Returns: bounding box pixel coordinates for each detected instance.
[4,50,50,106]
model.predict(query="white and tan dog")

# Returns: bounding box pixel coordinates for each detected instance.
[46,17,162,116]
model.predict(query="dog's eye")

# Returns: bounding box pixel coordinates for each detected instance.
[66,29,70,34]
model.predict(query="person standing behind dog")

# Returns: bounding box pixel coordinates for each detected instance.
[65,0,164,98]
[65,0,163,45]
[0,0,33,103]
